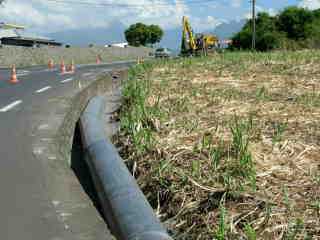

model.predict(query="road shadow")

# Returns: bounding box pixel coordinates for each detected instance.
[70,122,105,221]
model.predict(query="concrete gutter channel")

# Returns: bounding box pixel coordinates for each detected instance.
[33,64,173,239]
[79,95,172,240]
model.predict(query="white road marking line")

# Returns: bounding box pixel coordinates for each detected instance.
[36,86,51,93]
[16,70,30,77]
[17,70,30,74]
[59,72,73,76]
[33,147,45,155]
[17,73,29,77]
[0,100,23,112]
[44,69,56,72]
[61,78,73,83]
[82,72,93,77]
[52,200,60,207]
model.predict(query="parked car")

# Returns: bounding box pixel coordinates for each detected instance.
[155,47,172,58]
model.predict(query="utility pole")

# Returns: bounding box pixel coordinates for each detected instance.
[252,0,256,50]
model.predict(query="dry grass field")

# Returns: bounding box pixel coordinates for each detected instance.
[117,51,320,239]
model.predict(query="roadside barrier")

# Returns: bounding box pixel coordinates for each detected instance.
[79,96,173,240]
[9,64,18,84]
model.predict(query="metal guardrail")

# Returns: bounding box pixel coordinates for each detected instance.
[79,96,173,240]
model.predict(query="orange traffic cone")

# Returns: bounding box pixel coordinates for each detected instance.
[48,58,54,69]
[60,60,66,74]
[69,60,75,73]
[9,65,18,84]
[96,55,101,64]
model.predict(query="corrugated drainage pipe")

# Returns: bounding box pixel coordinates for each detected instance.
[79,96,173,240]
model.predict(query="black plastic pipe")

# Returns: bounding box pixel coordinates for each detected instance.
[79,96,173,240]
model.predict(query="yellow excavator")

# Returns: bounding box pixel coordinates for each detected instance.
[180,16,219,56]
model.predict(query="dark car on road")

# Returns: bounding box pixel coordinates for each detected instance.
[155,47,172,58]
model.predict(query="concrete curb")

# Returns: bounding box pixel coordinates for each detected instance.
[79,96,173,240]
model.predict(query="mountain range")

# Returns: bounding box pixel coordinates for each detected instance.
[47,19,246,50]
[47,21,127,46]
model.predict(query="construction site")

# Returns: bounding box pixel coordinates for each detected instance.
[0,0,320,240]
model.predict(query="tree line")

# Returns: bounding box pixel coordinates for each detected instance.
[231,6,320,51]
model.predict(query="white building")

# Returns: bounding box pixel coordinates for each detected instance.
[105,42,128,48]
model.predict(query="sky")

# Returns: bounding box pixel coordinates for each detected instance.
[0,0,319,34]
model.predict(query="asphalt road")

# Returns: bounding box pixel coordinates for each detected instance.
[0,62,131,240]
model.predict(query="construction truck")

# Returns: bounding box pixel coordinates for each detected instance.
[180,16,219,56]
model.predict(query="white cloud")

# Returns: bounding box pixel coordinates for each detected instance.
[121,0,189,29]
[267,8,277,16]
[189,15,221,31]
[243,5,278,19]
[0,1,78,32]
[0,0,191,33]
[231,0,241,8]
[243,12,251,20]
[299,0,320,9]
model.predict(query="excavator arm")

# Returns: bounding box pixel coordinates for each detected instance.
[183,16,196,50]
[181,16,197,54]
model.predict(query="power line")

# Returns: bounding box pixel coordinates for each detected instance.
[46,0,223,7]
